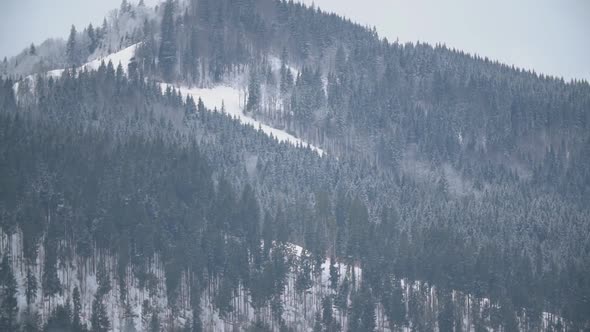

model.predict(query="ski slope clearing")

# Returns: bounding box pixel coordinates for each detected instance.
[162,83,325,156]
[15,44,140,95]
[83,43,139,73]
[47,43,139,79]
[16,43,324,156]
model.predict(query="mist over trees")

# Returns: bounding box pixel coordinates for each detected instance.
[1,0,589,331]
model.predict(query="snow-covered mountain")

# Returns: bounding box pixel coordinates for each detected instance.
[1,0,589,331]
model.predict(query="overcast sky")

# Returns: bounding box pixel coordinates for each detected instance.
[1,0,588,81]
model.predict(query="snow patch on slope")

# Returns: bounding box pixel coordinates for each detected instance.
[46,43,139,79]
[84,43,139,73]
[161,83,325,156]
[14,43,140,98]
[16,43,324,157]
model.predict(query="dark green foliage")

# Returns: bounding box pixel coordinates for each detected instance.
[295,250,313,295]
[380,277,405,329]
[72,287,87,332]
[45,303,72,332]
[214,277,234,318]
[149,311,160,332]
[66,25,78,65]
[438,288,454,332]
[90,293,110,332]
[246,69,261,112]
[348,283,376,332]
[313,312,322,332]
[322,296,340,332]
[0,256,19,331]
[1,0,590,326]
[22,307,41,332]
[329,256,339,292]
[42,239,61,299]
[87,24,98,54]
[25,267,38,306]
[96,262,111,298]
[159,0,177,80]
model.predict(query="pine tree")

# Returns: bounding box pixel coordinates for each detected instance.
[348,283,376,332]
[313,312,323,332]
[322,296,334,330]
[66,25,78,65]
[214,277,234,318]
[149,311,160,332]
[29,43,36,56]
[87,24,98,54]
[45,304,72,332]
[295,250,313,296]
[120,0,130,13]
[122,303,137,332]
[21,306,41,332]
[25,267,37,306]
[96,261,111,297]
[438,288,454,332]
[42,240,62,299]
[262,212,274,259]
[91,293,110,332]
[159,0,177,80]
[0,256,19,331]
[382,277,405,329]
[72,287,86,332]
[246,69,261,113]
[240,184,260,254]
[329,255,339,292]
[141,300,151,330]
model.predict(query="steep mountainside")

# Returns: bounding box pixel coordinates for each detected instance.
[1,0,589,331]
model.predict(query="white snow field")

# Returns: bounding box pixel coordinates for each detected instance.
[17,43,324,157]
[161,83,325,156]
[46,43,140,79]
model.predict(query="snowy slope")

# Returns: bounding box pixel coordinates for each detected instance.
[14,43,140,98]
[1,227,568,332]
[16,43,324,157]
[161,83,325,156]
[45,43,139,79]
[83,43,139,73]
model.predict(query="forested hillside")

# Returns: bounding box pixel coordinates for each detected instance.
[1,0,589,331]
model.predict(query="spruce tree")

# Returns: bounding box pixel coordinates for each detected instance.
[45,304,72,332]
[312,312,323,332]
[87,24,98,54]
[438,288,454,332]
[90,293,110,332]
[96,261,111,298]
[25,267,38,306]
[246,69,261,113]
[329,255,339,292]
[66,25,78,65]
[72,287,86,332]
[149,311,160,332]
[22,306,41,332]
[159,0,177,80]
[322,296,334,330]
[0,256,19,331]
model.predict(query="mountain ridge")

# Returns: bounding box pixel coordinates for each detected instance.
[1,0,589,331]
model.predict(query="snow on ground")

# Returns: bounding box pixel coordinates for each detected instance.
[14,43,140,99]
[15,43,324,157]
[161,83,325,156]
[269,56,300,77]
[83,43,139,73]
[47,43,139,79]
